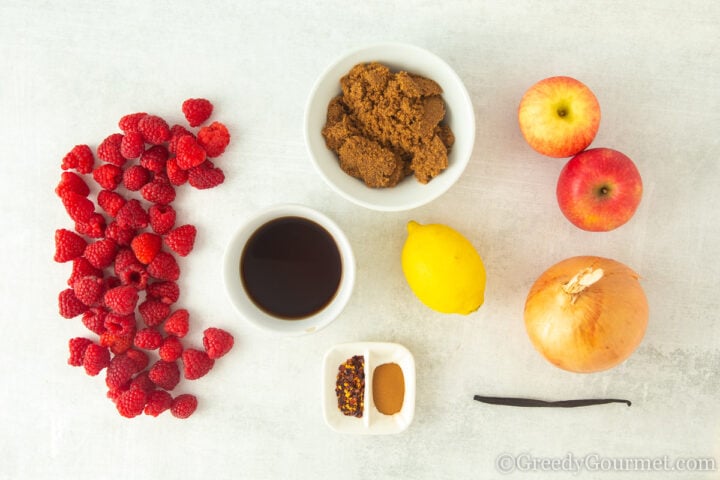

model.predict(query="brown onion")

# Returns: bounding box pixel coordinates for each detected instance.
[524,256,648,373]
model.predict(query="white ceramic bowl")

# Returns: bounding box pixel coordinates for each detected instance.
[304,42,475,212]
[223,204,356,336]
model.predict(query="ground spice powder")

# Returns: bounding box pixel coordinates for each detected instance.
[372,362,405,415]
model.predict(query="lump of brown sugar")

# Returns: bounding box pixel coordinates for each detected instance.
[321,62,454,188]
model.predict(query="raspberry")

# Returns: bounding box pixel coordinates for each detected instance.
[100,331,135,355]
[188,160,225,189]
[147,251,180,281]
[163,309,189,337]
[158,335,183,362]
[120,131,145,160]
[176,135,206,170]
[54,228,87,263]
[168,125,193,154]
[144,390,173,417]
[125,348,149,371]
[55,171,90,198]
[116,386,147,418]
[116,199,149,230]
[138,299,170,327]
[140,179,176,205]
[203,328,234,360]
[138,115,171,145]
[164,224,196,257]
[130,232,162,265]
[68,257,102,286]
[140,145,169,173]
[105,221,136,247]
[75,213,106,239]
[130,370,156,394]
[134,327,163,350]
[148,360,181,390]
[83,343,110,376]
[147,281,180,305]
[104,285,139,315]
[72,275,105,306]
[182,98,214,127]
[92,164,123,190]
[84,238,118,269]
[118,263,148,290]
[97,133,126,166]
[61,144,95,174]
[165,156,188,186]
[197,122,230,158]
[114,248,141,275]
[170,394,198,419]
[118,112,147,133]
[182,348,214,380]
[148,204,176,235]
[59,288,88,318]
[106,353,139,390]
[81,307,108,335]
[68,337,93,366]
[60,191,95,223]
[122,165,151,191]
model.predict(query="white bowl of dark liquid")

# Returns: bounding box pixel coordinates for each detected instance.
[223,204,356,335]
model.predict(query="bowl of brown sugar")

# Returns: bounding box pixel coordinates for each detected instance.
[304,43,475,211]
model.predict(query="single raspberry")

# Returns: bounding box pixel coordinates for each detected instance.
[140,145,169,173]
[138,299,170,327]
[182,98,214,127]
[59,288,88,318]
[84,238,118,269]
[133,327,163,350]
[75,213,106,239]
[118,263,148,290]
[106,353,138,390]
[82,343,110,376]
[164,224,196,257]
[60,191,95,223]
[140,179,176,205]
[197,121,230,157]
[203,328,234,360]
[176,135,207,170]
[158,335,183,362]
[170,394,198,419]
[103,312,136,339]
[81,306,108,335]
[182,348,214,380]
[148,360,181,390]
[138,115,171,144]
[114,248,142,275]
[116,199,149,230]
[168,125,193,154]
[104,285,139,315]
[130,370,156,394]
[100,331,135,355]
[188,160,225,189]
[92,163,123,190]
[147,281,180,305]
[122,165,151,191]
[165,156,189,186]
[55,171,90,198]
[130,232,162,264]
[105,221,136,247]
[116,386,147,418]
[61,144,95,174]
[54,229,87,263]
[120,131,145,160]
[68,337,93,366]
[97,133,126,166]
[97,190,126,218]
[125,348,149,371]
[148,204,176,235]
[72,275,105,306]
[68,257,102,286]
[118,112,147,133]
[144,390,173,417]
[163,308,189,337]
[147,251,180,281]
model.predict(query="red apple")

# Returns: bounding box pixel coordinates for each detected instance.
[518,76,601,158]
[556,148,642,232]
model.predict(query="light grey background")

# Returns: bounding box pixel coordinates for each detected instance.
[1,1,718,479]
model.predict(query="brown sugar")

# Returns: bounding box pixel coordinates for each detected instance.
[321,62,455,188]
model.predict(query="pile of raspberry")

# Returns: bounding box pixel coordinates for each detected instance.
[54,98,234,419]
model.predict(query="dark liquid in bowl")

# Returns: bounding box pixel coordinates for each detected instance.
[240,216,342,319]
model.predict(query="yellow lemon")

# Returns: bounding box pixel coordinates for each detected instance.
[401,220,486,315]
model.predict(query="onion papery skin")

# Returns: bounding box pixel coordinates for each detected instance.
[524,256,648,373]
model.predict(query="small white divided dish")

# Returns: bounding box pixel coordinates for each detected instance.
[322,342,416,434]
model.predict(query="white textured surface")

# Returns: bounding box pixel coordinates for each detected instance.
[1,1,719,479]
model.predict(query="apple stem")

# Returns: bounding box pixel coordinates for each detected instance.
[562,267,604,304]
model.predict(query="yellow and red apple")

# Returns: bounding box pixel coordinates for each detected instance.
[556,148,642,232]
[518,76,601,158]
